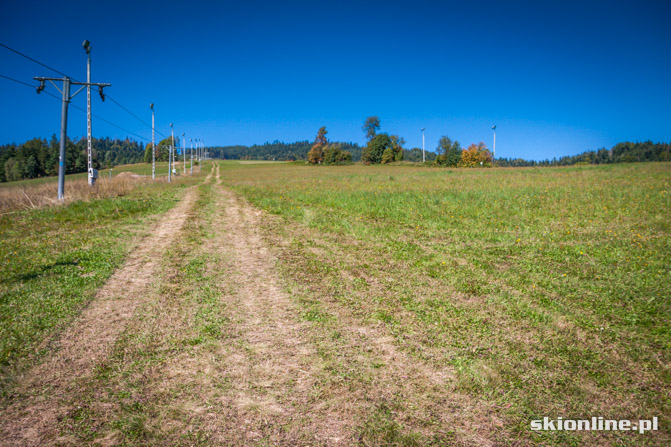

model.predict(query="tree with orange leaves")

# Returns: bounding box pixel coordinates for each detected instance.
[459,142,493,167]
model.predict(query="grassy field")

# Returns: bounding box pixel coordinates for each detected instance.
[217,161,671,445]
[0,166,208,393]
[0,161,184,189]
[0,160,669,445]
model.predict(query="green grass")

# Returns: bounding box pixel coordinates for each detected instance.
[218,161,671,446]
[0,171,202,394]
[2,159,669,445]
[56,164,227,445]
[0,161,195,188]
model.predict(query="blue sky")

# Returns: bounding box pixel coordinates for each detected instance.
[1,0,669,160]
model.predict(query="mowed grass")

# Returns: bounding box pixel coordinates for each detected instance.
[0,165,209,395]
[219,161,671,445]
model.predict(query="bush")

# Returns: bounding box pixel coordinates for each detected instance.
[323,144,352,165]
[381,148,395,164]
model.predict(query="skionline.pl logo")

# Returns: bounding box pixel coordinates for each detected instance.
[530,417,659,434]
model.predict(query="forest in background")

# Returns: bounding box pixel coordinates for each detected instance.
[0,136,144,182]
[0,135,669,183]
[495,141,671,167]
[208,140,670,166]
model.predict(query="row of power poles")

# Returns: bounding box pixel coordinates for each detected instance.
[149,105,204,183]
[35,41,206,201]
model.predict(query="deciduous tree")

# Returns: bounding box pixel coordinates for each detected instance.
[323,143,352,165]
[435,136,461,166]
[459,142,492,167]
[362,133,392,164]
[390,135,405,161]
[362,116,381,141]
[308,126,328,164]
[144,143,154,163]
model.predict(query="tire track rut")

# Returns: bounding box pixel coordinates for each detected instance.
[0,185,199,446]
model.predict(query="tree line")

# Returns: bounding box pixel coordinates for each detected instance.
[0,136,145,182]
[312,117,670,168]
[143,136,181,164]
[495,141,671,167]
[354,116,493,167]
[2,127,669,183]
[206,140,364,162]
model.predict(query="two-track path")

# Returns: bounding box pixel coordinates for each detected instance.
[0,178,205,445]
[1,164,493,446]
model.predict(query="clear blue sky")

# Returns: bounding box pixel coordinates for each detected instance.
[1,0,669,160]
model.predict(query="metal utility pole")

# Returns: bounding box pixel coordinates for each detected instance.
[35,44,110,201]
[492,125,496,162]
[169,123,174,183]
[421,128,426,163]
[199,139,203,172]
[182,132,186,174]
[83,41,97,186]
[151,104,155,180]
[56,77,70,200]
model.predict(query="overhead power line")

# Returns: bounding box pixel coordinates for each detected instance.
[1,72,62,101]
[0,73,38,89]
[1,72,151,143]
[104,92,168,138]
[0,42,79,81]
[2,42,168,139]
[70,102,151,142]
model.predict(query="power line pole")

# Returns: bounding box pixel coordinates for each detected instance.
[35,55,110,201]
[82,41,98,186]
[492,125,496,163]
[421,128,426,163]
[182,132,186,174]
[169,123,174,183]
[151,104,155,180]
[190,139,194,174]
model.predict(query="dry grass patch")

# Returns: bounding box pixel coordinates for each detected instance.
[0,171,195,214]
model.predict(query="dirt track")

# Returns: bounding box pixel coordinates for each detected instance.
[0,183,200,446]
[1,164,493,446]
